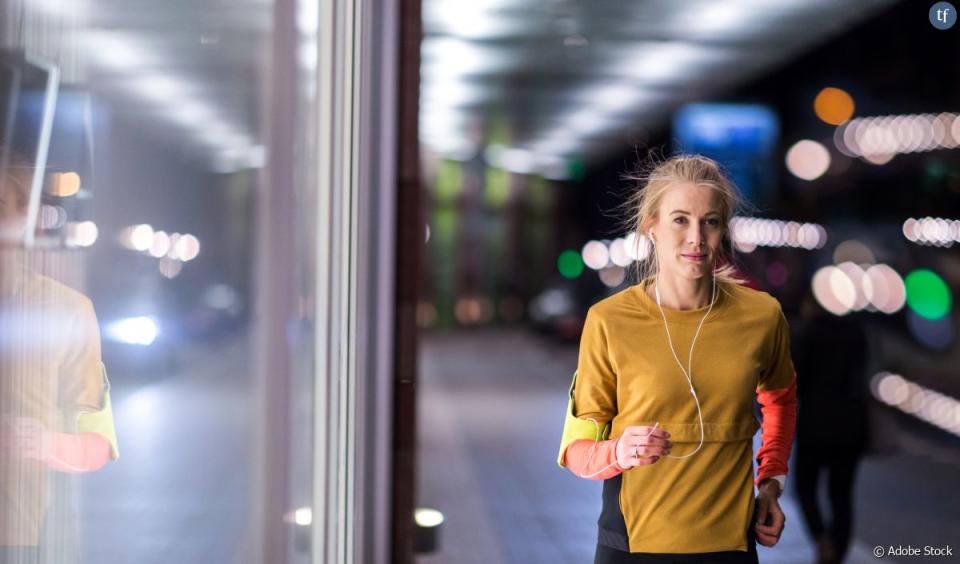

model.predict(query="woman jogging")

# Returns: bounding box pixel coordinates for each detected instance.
[557,155,797,563]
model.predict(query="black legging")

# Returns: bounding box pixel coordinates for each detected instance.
[593,521,759,564]
[794,443,861,562]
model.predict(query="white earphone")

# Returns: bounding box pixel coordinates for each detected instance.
[654,270,715,459]
[576,234,715,477]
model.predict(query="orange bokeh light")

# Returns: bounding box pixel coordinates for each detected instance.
[814,87,855,125]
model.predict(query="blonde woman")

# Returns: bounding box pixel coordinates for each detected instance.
[557,155,797,563]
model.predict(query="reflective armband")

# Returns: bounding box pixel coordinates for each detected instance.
[76,364,120,460]
[557,371,609,468]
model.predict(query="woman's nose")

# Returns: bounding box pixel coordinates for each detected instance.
[689,226,704,246]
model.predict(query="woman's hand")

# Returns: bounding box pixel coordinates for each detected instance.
[615,425,671,469]
[754,480,786,547]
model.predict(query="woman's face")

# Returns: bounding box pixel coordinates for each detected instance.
[647,182,725,282]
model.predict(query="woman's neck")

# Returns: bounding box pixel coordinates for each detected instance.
[647,273,714,311]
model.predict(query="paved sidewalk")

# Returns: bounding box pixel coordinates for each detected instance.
[414,329,938,564]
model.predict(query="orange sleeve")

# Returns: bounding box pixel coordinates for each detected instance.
[44,431,112,473]
[564,438,624,480]
[755,374,797,485]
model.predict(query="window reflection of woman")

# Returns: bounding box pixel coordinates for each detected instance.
[0,151,118,564]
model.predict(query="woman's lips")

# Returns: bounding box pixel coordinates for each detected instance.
[681,253,706,262]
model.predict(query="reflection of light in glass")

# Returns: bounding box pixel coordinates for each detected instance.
[294,507,312,527]
[785,140,830,181]
[106,316,158,346]
[599,266,626,288]
[39,205,66,230]
[150,231,171,258]
[905,269,952,320]
[48,172,82,197]
[415,508,445,528]
[175,234,201,262]
[204,284,238,310]
[158,258,182,279]
[125,224,154,252]
[906,310,954,350]
[582,240,610,270]
[66,221,98,247]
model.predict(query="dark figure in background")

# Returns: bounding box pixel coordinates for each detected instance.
[791,296,870,564]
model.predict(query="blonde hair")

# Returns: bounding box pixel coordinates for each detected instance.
[618,153,748,287]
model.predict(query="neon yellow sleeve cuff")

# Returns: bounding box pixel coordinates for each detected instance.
[557,371,609,468]
[76,365,120,460]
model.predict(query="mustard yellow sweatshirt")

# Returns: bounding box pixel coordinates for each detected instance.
[563,280,795,554]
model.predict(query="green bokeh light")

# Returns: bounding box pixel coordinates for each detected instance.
[905,269,952,320]
[558,250,584,279]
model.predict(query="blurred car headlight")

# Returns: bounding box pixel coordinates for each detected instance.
[106,316,159,346]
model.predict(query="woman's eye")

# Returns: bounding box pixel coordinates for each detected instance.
[673,217,687,224]
[706,218,720,226]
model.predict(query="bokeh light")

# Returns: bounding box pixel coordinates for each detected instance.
[608,238,633,267]
[871,372,960,437]
[123,224,154,252]
[905,269,952,320]
[47,172,82,198]
[730,217,826,250]
[834,112,960,163]
[582,240,610,270]
[902,217,960,247]
[814,87,855,125]
[150,231,172,258]
[836,262,869,311]
[906,310,955,350]
[833,239,876,265]
[812,265,855,316]
[864,264,906,314]
[599,266,626,288]
[66,221,99,248]
[557,250,584,279]
[785,139,831,181]
[624,232,650,261]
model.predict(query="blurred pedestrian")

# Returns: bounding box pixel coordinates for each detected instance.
[792,292,869,564]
